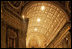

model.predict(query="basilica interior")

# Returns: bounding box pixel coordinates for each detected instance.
[1,1,71,48]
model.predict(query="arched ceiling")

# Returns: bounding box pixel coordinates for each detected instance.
[21,1,70,48]
[1,1,71,48]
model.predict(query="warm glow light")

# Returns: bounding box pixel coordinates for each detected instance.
[41,6,45,11]
[22,15,25,19]
[37,18,41,22]
[66,38,68,40]
[34,28,37,31]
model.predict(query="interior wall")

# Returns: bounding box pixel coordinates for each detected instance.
[1,10,28,48]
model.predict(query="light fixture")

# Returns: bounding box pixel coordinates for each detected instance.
[41,6,45,11]
[22,15,25,19]
[37,18,41,22]
[34,28,38,31]
[66,38,68,40]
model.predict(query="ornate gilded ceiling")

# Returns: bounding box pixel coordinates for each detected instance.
[1,1,29,20]
[1,1,71,21]
[1,1,71,48]
[21,1,70,48]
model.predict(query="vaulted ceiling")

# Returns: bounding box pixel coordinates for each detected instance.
[21,1,71,48]
[1,1,71,48]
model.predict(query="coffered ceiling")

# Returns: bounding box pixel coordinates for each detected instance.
[1,1,71,48]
